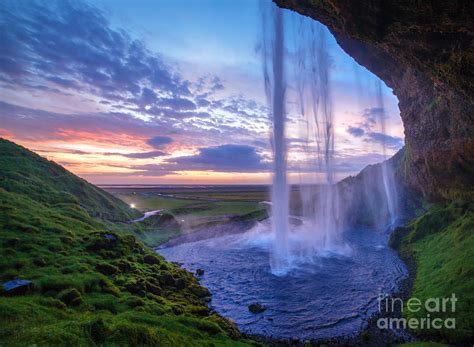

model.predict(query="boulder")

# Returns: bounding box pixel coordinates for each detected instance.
[248,303,266,314]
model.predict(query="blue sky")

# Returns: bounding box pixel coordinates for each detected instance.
[0,0,404,184]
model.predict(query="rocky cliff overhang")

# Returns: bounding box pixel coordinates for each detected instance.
[276,0,474,201]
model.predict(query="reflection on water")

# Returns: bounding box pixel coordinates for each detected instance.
[158,225,407,340]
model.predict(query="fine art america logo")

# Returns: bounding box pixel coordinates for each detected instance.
[377,293,457,330]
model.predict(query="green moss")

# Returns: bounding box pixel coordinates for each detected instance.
[57,288,83,306]
[390,200,474,343]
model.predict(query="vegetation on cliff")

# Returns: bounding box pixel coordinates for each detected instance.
[390,200,474,343]
[0,139,250,345]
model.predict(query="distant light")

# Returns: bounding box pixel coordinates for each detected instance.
[130,204,135,209]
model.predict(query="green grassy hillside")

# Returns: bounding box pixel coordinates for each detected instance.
[0,139,139,221]
[390,200,474,344]
[0,139,251,346]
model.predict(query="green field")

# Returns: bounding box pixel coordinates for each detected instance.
[100,187,270,247]
[109,191,266,217]
[105,186,269,211]
[114,194,200,211]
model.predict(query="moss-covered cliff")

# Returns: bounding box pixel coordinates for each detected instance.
[276,0,474,202]
[390,200,474,343]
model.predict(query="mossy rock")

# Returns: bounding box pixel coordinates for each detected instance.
[143,254,161,265]
[145,282,162,296]
[117,260,132,272]
[84,318,111,344]
[123,296,145,308]
[207,314,241,339]
[188,283,211,298]
[158,272,175,286]
[125,280,145,294]
[96,262,119,275]
[57,287,82,306]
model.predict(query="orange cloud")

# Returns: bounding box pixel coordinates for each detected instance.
[54,128,148,150]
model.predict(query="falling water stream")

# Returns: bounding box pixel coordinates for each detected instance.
[375,80,399,226]
[265,8,290,274]
[262,4,352,276]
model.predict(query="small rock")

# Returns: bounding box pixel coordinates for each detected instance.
[248,303,266,314]
[196,268,205,276]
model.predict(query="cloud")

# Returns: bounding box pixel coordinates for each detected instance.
[361,107,384,128]
[210,76,224,91]
[146,136,173,149]
[365,132,403,149]
[348,107,403,149]
[347,126,365,137]
[35,147,167,159]
[169,144,267,172]
[127,164,175,176]
[105,150,167,159]
[137,88,158,107]
[0,0,190,108]
[159,97,196,111]
[0,101,166,144]
[0,0,269,153]
[45,76,79,89]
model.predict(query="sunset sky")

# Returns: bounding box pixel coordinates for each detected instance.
[0,0,404,185]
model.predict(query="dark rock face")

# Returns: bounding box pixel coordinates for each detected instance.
[276,0,474,201]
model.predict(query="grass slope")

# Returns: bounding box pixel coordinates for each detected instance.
[0,139,139,222]
[0,139,251,346]
[390,200,474,344]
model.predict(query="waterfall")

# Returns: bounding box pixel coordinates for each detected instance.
[292,18,343,250]
[260,5,398,275]
[375,80,399,227]
[261,6,348,276]
[261,5,290,275]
